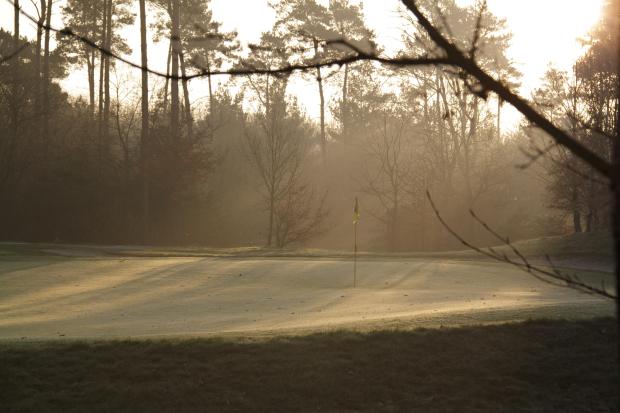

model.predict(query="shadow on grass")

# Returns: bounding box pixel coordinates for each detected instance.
[0,318,617,412]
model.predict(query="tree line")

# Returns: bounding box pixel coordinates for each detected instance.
[0,0,615,251]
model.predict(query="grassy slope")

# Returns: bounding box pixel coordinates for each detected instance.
[0,230,613,261]
[0,237,615,411]
[500,230,613,258]
[1,318,616,413]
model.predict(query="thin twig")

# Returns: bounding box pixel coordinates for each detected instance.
[6,0,449,81]
[426,191,615,299]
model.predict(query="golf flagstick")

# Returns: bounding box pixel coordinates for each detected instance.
[353,197,360,288]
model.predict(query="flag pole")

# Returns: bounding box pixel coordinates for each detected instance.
[354,220,357,288]
[353,197,359,288]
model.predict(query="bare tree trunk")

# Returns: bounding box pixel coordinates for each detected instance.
[265,75,271,115]
[87,35,96,118]
[497,96,501,141]
[391,197,399,251]
[86,3,96,119]
[170,0,181,138]
[97,0,107,169]
[34,1,45,129]
[314,40,326,161]
[208,73,215,111]
[464,93,479,239]
[207,73,214,114]
[573,210,583,233]
[267,195,274,247]
[341,63,349,143]
[87,57,95,117]
[461,112,476,239]
[586,209,593,232]
[103,0,112,159]
[139,0,150,243]
[206,55,214,115]
[179,52,193,139]
[42,0,52,152]
[163,42,172,115]
[11,0,19,139]
[7,0,20,188]
[317,69,326,159]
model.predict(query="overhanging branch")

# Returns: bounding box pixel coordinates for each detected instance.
[400,0,612,179]
[5,0,611,179]
[7,0,449,80]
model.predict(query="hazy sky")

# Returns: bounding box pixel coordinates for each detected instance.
[0,0,606,129]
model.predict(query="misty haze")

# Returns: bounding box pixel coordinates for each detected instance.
[0,0,618,411]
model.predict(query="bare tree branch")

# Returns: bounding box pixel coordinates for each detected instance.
[8,0,609,179]
[7,0,449,81]
[519,140,609,186]
[516,142,557,170]
[400,0,612,179]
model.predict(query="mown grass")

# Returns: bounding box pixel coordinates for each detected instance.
[0,230,613,262]
[1,318,617,412]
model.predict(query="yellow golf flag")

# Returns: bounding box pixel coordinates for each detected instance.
[353,197,360,224]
